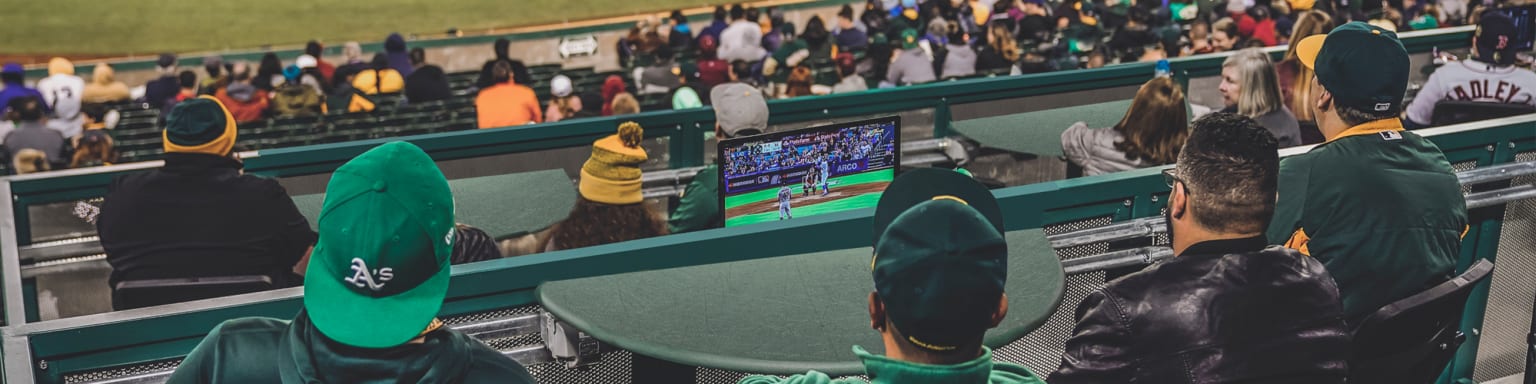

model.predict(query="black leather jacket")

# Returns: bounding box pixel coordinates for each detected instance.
[1051,236,1350,384]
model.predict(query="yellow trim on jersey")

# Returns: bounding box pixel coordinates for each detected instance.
[1325,118,1405,143]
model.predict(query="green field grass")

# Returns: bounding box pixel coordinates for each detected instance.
[724,170,894,209]
[0,0,737,54]
[724,170,893,227]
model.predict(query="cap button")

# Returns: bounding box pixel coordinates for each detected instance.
[372,181,388,192]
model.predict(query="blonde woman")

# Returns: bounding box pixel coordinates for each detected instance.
[1218,48,1300,147]
[1277,11,1331,125]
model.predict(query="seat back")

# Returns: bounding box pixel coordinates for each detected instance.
[112,275,274,310]
[1349,259,1495,384]
[1430,100,1536,127]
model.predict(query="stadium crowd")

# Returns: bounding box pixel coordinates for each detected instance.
[0,0,1501,177]
[0,0,1523,382]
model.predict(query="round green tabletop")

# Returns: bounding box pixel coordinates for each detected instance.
[536,229,1065,376]
[291,169,576,238]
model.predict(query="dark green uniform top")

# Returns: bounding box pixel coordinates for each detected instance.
[668,164,721,234]
[165,312,535,384]
[738,346,1046,384]
[1266,118,1467,321]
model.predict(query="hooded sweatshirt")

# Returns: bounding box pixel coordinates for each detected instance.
[385,34,415,77]
[600,75,627,116]
[82,63,132,104]
[271,82,323,117]
[37,58,86,138]
[216,83,269,123]
[165,313,535,384]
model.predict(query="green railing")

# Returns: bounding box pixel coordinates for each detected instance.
[0,114,1529,384]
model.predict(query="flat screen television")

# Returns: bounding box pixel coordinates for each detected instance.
[718,116,900,227]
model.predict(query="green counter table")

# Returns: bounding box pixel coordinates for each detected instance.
[951,99,1133,157]
[537,229,1065,377]
[291,169,577,238]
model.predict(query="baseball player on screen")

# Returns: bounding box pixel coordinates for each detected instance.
[778,184,793,220]
[818,155,831,196]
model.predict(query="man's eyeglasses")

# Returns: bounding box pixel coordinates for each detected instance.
[1162,168,1187,192]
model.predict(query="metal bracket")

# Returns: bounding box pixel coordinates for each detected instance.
[541,312,601,369]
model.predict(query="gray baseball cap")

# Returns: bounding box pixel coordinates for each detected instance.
[710,83,768,137]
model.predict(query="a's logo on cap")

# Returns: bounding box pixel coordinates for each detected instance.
[344,258,394,291]
[1374,103,1391,111]
[445,227,456,246]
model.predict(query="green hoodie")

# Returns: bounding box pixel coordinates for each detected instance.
[739,346,1046,384]
[166,312,534,384]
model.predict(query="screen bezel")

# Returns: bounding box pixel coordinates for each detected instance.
[715,115,903,228]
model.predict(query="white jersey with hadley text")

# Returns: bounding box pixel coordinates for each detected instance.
[1406,59,1536,125]
[36,74,85,138]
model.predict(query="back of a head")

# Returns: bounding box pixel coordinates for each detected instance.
[611,93,640,115]
[13,149,49,174]
[178,71,198,89]
[839,4,855,21]
[491,61,512,84]
[1115,76,1188,165]
[1224,48,1283,118]
[1178,113,1280,234]
[8,96,44,122]
[836,52,857,77]
[409,48,427,67]
[371,53,391,71]
[1475,10,1519,66]
[803,16,830,47]
[554,122,660,250]
[730,4,746,21]
[82,103,108,123]
[710,83,768,138]
[786,66,814,97]
[1285,10,1333,61]
[305,41,323,58]
[494,38,512,59]
[231,62,251,82]
[714,5,728,21]
[655,45,675,62]
[870,169,1006,361]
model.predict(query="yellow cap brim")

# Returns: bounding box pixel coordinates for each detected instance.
[1296,35,1327,71]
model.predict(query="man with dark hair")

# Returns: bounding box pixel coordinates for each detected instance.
[98,97,317,309]
[1405,11,1536,128]
[404,48,453,103]
[143,53,181,109]
[740,168,1047,384]
[476,38,531,89]
[833,4,869,52]
[1053,112,1349,383]
[1270,21,1467,322]
[667,83,769,233]
[3,96,66,167]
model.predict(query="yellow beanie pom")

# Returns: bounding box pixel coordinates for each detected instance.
[618,121,644,148]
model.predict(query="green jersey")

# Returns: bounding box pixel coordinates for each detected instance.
[739,346,1046,384]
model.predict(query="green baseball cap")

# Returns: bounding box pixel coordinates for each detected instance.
[1295,21,1409,113]
[305,141,457,349]
[871,168,1006,352]
[900,28,920,50]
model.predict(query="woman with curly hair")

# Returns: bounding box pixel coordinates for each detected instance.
[546,122,668,251]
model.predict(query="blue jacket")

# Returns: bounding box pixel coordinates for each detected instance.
[385,33,415,77]
[698,20,730,43]
[0,81,48,113]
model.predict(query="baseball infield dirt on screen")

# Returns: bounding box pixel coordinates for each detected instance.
[719,116,900,227]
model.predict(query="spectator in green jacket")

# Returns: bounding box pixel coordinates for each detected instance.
[667,83,769,234]
[167,142,536,384]
[739,168,1046,384]
[1267,22,1468,322]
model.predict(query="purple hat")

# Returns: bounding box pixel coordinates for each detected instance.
[1,63,23,75]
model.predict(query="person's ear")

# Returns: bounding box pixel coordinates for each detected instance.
[1170,181,1188,220]
[989,293,1009,328]
[869,292,886,332]
[1314,82,1333,114]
